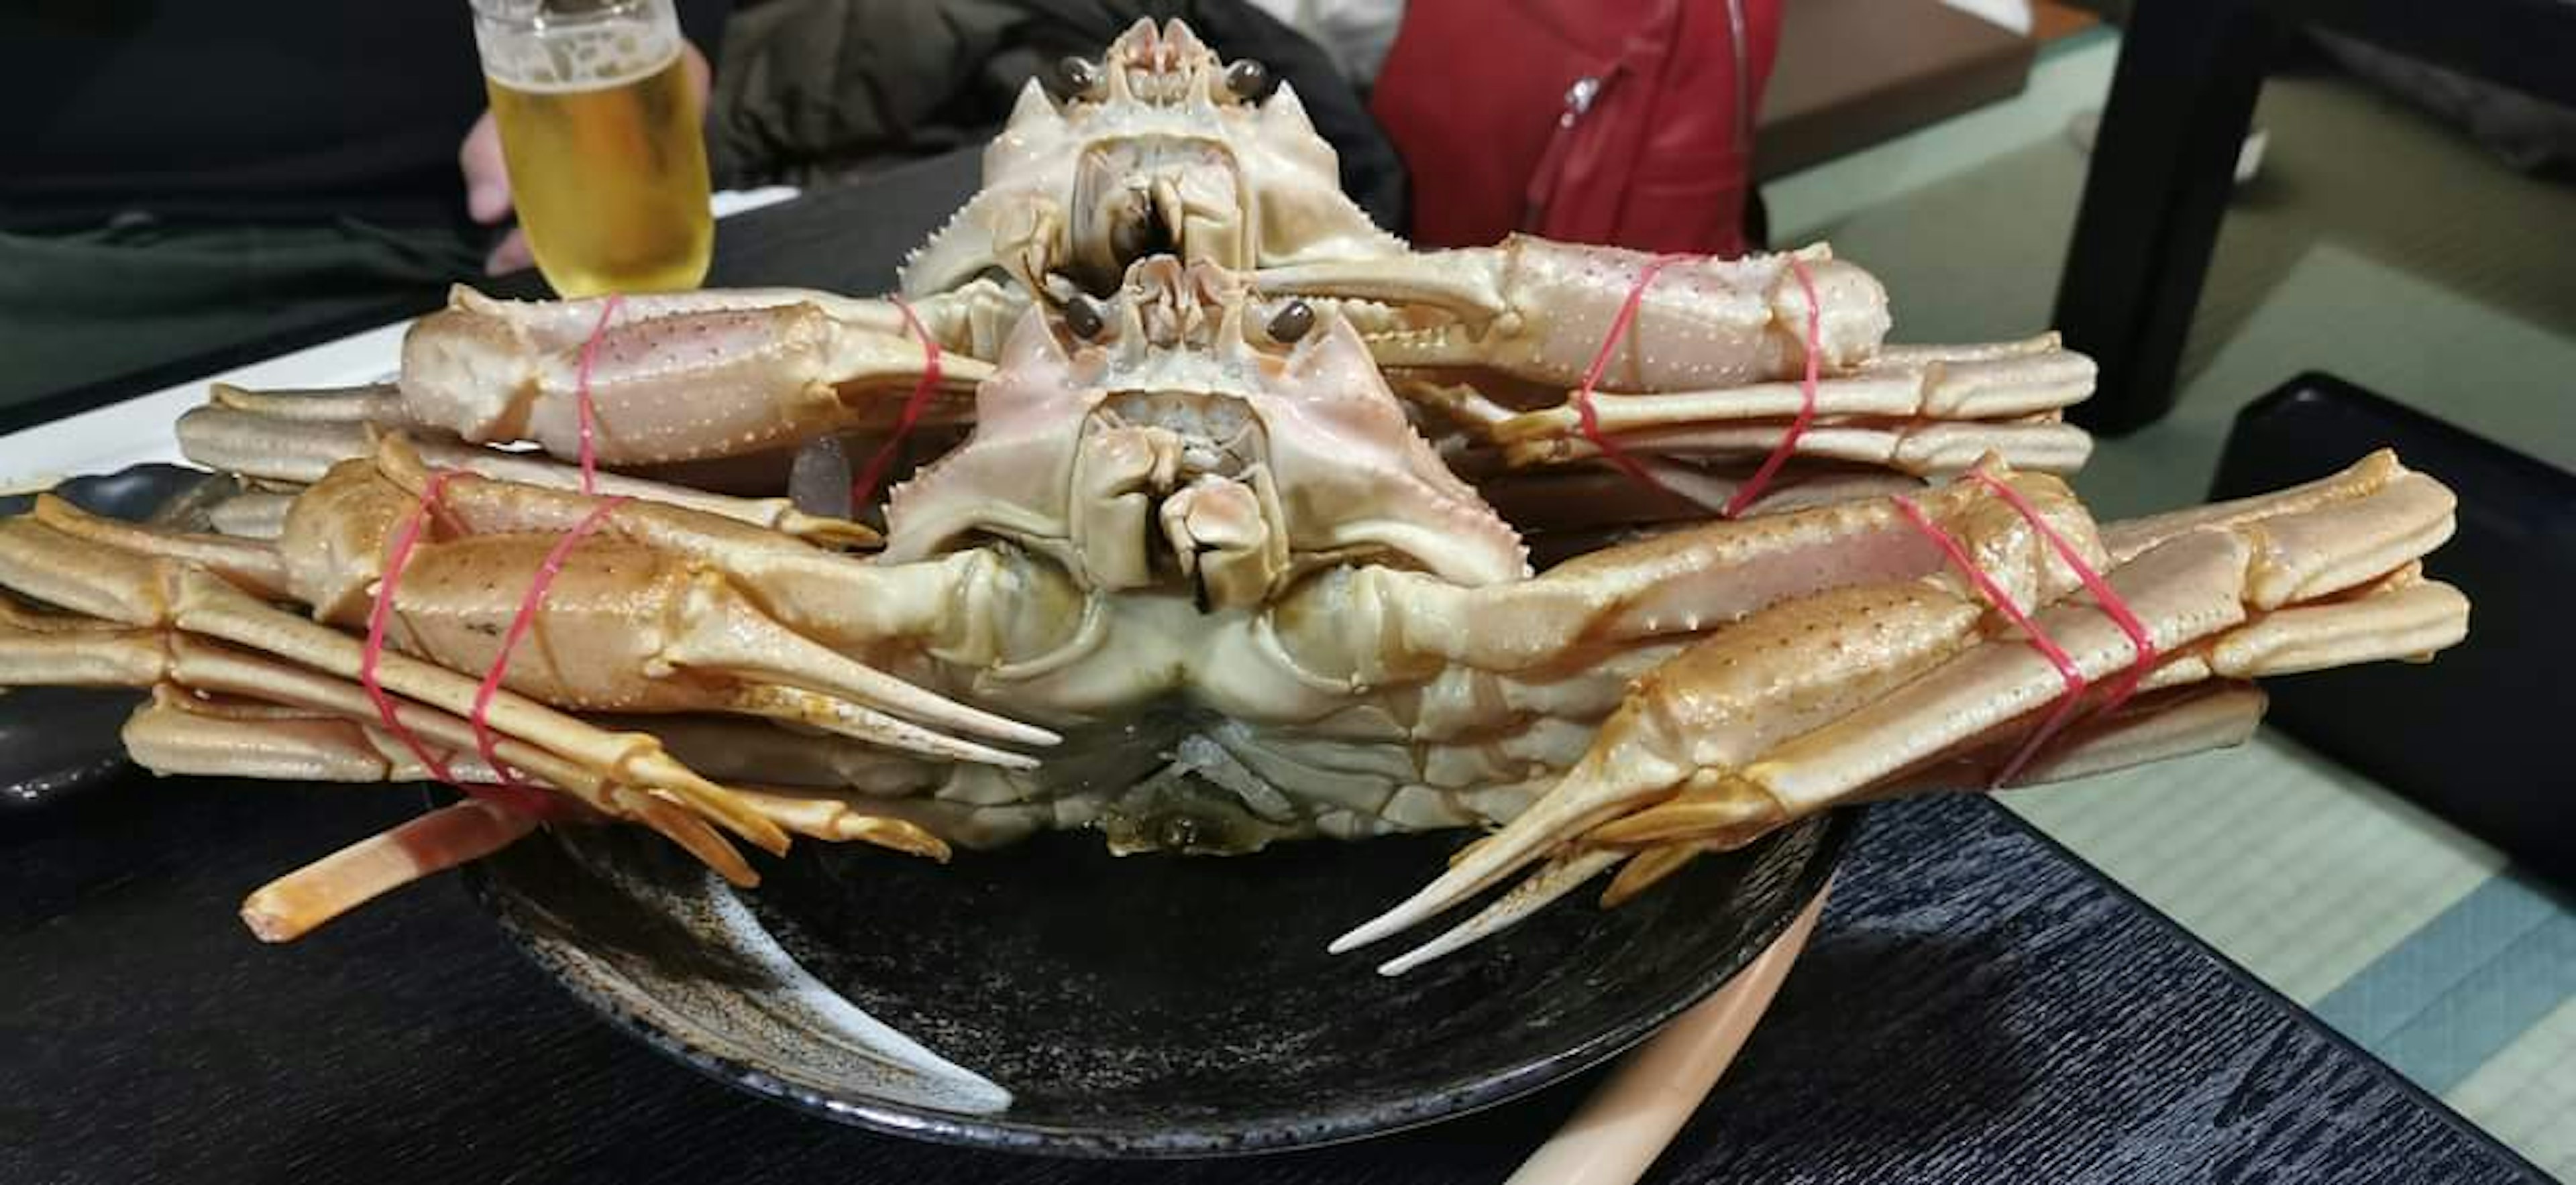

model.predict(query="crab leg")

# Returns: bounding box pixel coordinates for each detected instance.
[1332,458,2464,962]
[1319,681,2277,976]
[1484,337,2095,479]
[208,492,295,541]
[150,638,765,868]
[1274,459,2090,683]
[156,657,762,870]
[1501,414,2092,478]
[1586,681,2271,915]
[128,676,946,858]
[0,519,795,848]
[28,494,290,598]
[1499,336,2093,429]
[0,611,964,936]
[350,440,1056,666]
[726,786,955,855]
[1590,556,2462,851]
[32,468,1052,763]
[402,287,996,466]
[205,284,1010,473]
[1266,237,2094,420]
[1259,241,1891,391]
[333,532,1047,757]
[241,799,540,942]
[0,618,769,891]
[180,404,881,546]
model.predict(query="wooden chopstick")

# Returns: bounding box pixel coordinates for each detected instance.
[1505,877,1834,1185]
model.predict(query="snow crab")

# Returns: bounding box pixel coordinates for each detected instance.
[0,17,2470,970]
[0,255,2465,972]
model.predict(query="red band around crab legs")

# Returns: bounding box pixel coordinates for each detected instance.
[574,295,625,496]
[1574,252,1825,519]
[1571,253,1692,503]
[1968,471,2159,717]
[362,471,466,789]
[468,496,633,789]
[1890,481,2152,789]
[1720,256,1825,519]
[361,471,629,820]
[850,297,943,513]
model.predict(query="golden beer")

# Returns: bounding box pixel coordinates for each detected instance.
[472,0,711,296]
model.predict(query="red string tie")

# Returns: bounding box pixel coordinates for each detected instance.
[362,471,464,788]
[360,469,615,820]
[1968,471,2159,719]
[468,496,634,788]
[1890,493,2090,789]
[851,297,943,512]
[574,294,625,496]
[1719,254,1825,518]
[1571,253,1692,504]
[1572,251,1827,518]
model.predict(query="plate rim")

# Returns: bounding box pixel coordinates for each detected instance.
[463,809,1858,1159]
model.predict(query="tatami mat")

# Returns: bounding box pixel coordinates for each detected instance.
[1768,34,2576,1176]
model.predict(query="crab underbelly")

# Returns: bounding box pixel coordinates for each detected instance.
[902,593,1602,853]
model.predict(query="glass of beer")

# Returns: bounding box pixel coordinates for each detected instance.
[470,0,713,296]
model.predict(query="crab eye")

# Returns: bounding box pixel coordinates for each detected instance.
[1063,294,1109,340]
[1224,58,1269,99]
[1266,299,1314,343]
[1057,56,1102,97]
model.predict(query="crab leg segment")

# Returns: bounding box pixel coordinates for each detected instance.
[28,495,289,598]
[1486,337,2096,478]
[241,799,540,942]
[32,457,1050,765]
[0,517,792,850]
[345,444,1063,670]
[209,492,294,541]
[125,672,945,862]
[1503,415,2093,479]
[1499,336,2094,429]
[179,404,882,546]
[0,616,770,884]
[1333,455,2465,964]
[1259,240,1891,392]
[386,286,998,467]
[1297,681,2276,976]
[1276,461,2090,683]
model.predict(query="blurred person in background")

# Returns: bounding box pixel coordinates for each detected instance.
[0,0,1404,412]
[0,2,724,409]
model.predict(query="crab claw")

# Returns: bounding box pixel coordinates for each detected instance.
[1336,452,2467,971]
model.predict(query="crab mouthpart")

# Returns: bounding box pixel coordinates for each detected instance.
[1075,391,1287,610]
[1071,142,1249,294]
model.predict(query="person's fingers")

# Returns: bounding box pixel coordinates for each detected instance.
[484,227,535,276]
[682,40,712,103]
[460,111,513,225]
[463,37,705,268]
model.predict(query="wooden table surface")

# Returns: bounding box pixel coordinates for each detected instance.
[0,152,2545,1184]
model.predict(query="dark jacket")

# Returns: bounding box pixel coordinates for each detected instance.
[708,0,1407,229]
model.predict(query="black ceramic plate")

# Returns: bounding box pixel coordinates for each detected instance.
[0,465,226,811]
[464,812,1849,1157]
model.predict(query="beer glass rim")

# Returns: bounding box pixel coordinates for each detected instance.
[469,0,661,34]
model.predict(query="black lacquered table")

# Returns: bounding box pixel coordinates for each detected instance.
[0,154,2548,1183]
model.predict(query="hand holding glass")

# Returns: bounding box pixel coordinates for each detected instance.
[470,0,713,296]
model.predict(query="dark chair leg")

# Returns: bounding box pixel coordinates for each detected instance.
[2053,0,2277,435]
